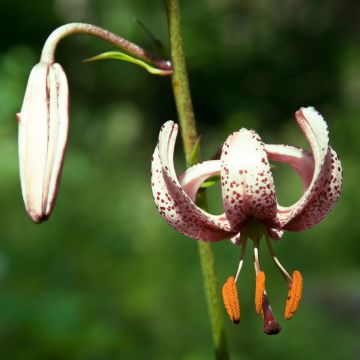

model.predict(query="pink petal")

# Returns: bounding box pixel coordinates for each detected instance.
[265,144,314,190]
[221,129,277,230]
[151,121,234,242]
[284,147,342,230]
[274,107,331,227]
[179,160,221,201]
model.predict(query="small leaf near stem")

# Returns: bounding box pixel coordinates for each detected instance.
[83,51,172,76]
[200,175,221,189]
[188,136,201,167]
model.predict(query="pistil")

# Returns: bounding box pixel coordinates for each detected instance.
[262,294,282,335]
[253,238,282,335]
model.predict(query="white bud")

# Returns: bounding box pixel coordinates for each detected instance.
[18,62,69,223]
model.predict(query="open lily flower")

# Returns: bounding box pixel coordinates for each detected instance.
[17,62,69,223]
[151,107,342,334]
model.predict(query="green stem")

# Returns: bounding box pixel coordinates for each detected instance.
[197,191,230,360]
[165,0,198,165]
[165,1,230,359]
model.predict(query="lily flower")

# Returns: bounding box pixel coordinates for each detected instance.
[151,107,342,334]
[17,62,69,223]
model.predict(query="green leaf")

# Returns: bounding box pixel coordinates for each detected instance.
[83,51,171,76]
[200,175,220,189]
[188,137,201,166]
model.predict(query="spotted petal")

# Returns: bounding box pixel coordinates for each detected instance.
[264,144,314,238]
[274,107,333,228]
[221,129,277,230]
[284,147,342,230]
[151,121,234,241]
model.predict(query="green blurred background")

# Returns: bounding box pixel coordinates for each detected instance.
[0,0,358,359]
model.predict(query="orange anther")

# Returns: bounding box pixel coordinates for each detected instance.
[255,271,265,315]
[222,276,240,324]
[285,270,303,320]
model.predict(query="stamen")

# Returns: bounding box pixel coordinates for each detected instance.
[235,238,247,282]
[265,234,292,282]
[255,271,265,315]
[253,238,261,274]
[222,276,240,324]
[285,270,303,320]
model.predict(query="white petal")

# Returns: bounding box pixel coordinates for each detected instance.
[284,147,343,230]
[275,107,330,227]
[221,129,277,230]
[18,63,49,222]
[151,122,234,241]
[43,63,69,217]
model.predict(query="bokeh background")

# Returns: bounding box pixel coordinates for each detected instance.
[0,0,359,359]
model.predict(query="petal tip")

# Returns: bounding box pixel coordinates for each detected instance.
[162,120,176,130]
[298,105,317,115]
[296,106,328,133]
[27,208,48,224]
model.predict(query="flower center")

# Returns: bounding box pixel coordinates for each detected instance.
[221,220,303,334]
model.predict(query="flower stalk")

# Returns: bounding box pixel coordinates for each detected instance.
[165,0,230,359]
[40,22,171,72]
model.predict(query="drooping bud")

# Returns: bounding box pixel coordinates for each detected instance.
[17,62,69,223]
[222,276,240,324]
[285,270,303,320]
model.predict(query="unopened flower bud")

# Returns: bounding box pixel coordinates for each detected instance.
[17,62,69,223]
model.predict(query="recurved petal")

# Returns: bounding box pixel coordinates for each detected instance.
[42,63,69,218]
[284,147,342,230]
[221,129,277,230]
[274,107,331,227]
[18,63,49,222]
[179,160,221,201]
[151,122,234,241]
[265,144,314,190]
